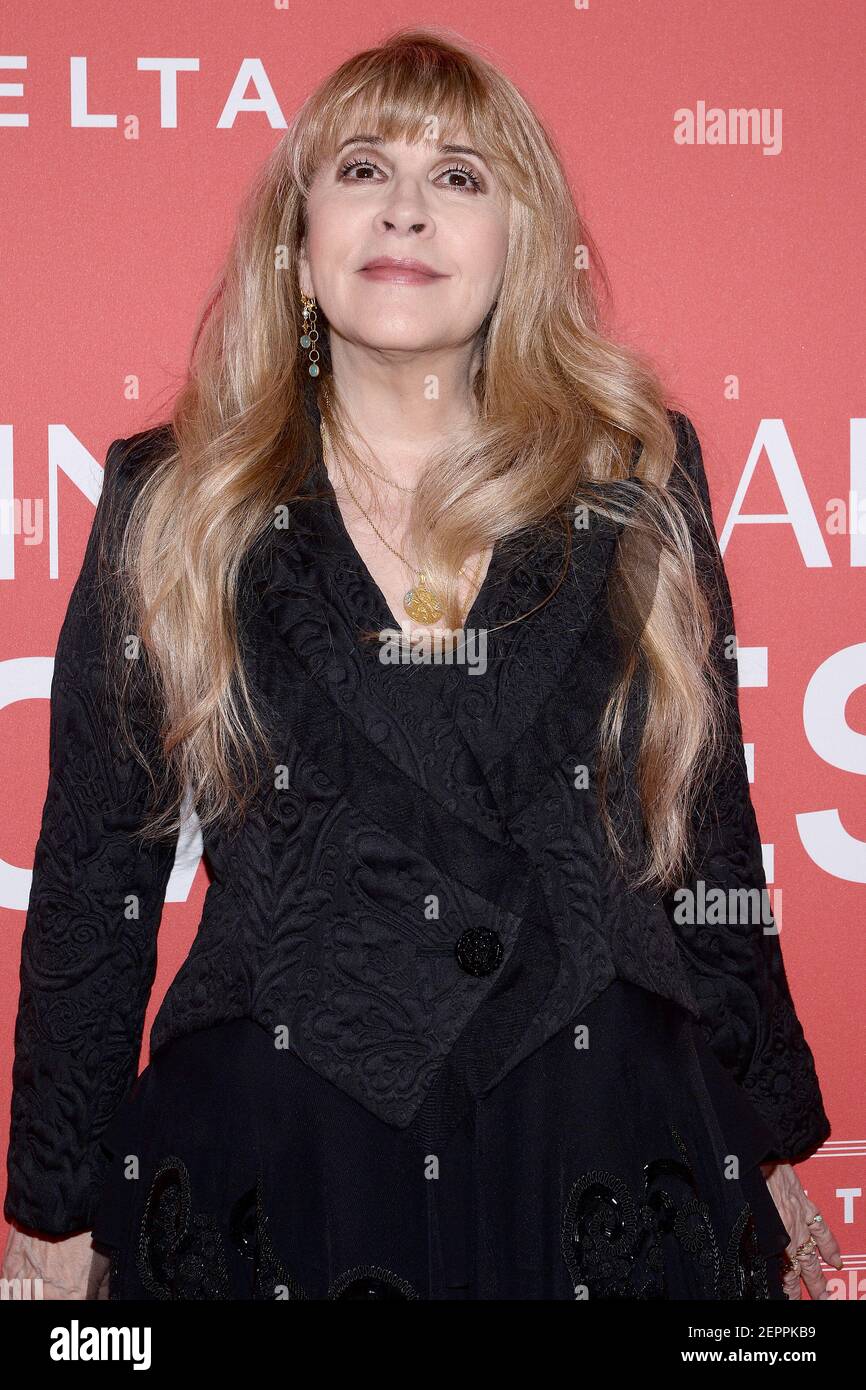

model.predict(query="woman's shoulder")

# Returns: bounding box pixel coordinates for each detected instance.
[664,408,710,498]
[105,422,176,488]
[94,425,178,543]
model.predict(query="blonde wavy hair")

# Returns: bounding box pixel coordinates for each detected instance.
[104,26,732,897]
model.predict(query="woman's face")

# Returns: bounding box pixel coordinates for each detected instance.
[298,131,509,359]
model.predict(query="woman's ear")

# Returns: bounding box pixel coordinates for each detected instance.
[297,240,313,300]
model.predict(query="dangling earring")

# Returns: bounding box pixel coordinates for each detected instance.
[300,293,320,376]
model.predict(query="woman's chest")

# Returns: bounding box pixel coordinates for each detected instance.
[327,504,496,637]
[236,501,640,861]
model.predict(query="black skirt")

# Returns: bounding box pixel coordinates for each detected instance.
[90,977,791,1300]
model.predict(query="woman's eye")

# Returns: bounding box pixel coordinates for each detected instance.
[338,156,380,181]
[337,157,483,193]
[437,163,483,193]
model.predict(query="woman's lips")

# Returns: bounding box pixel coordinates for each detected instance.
[358,265,447,285]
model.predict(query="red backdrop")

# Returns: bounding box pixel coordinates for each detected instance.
[1,1,863,1297]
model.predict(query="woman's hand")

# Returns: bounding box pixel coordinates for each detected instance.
[760,1160,843,1300]
[1,1224,110,1300]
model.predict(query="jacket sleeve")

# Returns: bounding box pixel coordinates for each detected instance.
[4,435,180,1236]
[662,410,831,1164]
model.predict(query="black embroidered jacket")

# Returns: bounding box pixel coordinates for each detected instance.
[3,407,832,1236]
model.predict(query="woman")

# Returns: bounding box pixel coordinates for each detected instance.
[2,28,839,1301]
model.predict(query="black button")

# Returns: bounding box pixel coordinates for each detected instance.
[455,926,503,977]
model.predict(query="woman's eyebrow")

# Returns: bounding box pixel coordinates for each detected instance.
[335,134,491,168]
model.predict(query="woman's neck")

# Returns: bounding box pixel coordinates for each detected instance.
[324,346,480,489]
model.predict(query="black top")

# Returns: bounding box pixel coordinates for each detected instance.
[4,403,832,1236]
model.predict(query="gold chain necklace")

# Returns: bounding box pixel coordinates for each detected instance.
[318,380,417,494]
[353,457,417,494]
[319,418,486,625]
